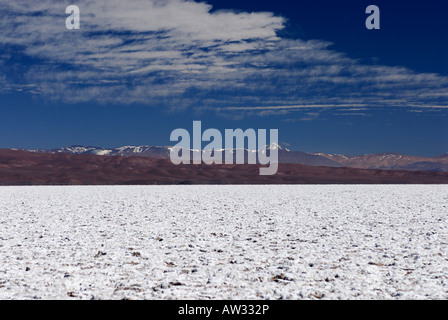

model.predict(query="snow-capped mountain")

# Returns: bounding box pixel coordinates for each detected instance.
[44,145,171,159]
[313,152,448,171]
[33,144,341,167]
[27,145,448,172]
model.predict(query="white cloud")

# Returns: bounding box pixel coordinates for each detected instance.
[0,0,447,114]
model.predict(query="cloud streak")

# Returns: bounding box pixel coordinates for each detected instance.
[0,0,447,116]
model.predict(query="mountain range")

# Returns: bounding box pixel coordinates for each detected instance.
[1,148,448,185]
[28,144,448,172]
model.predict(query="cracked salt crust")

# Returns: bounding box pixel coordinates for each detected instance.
[0,185,447,300]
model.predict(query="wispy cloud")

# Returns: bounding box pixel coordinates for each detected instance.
[1,0,447,115]
[221,104,368,110]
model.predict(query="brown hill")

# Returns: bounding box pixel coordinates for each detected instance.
[314,152,448,171]
[1,149,447,185]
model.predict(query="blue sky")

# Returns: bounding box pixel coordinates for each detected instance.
[0,0,447,156]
